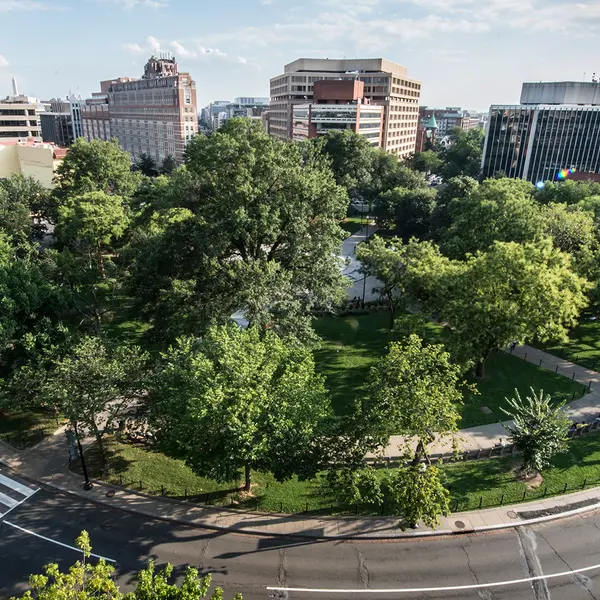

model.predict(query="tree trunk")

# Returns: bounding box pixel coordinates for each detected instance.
[475,350,492,379]
[96,239,106,280]
[388,294,396,331]
[244,464,252,492]
[411,439,431,467]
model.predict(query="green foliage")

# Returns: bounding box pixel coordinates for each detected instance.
[12,531,241,600]
[53,138,140,202]
[361,334,463,448]
[0,174,50,239]
[404,239,589,373]
[503,388,570,475]
[135,153,159,177]
[438,127,485,180]
[37,336,149,461]
[128,117,348,344]
[535,180,600,205]
[374,186,438,238]
[151,325,332,488]
[442,178,542,257]
[159,154,178,175]
[325,467,384,507]
[406,150,443,174]
[541,202,597,254]
[384,464,450,529]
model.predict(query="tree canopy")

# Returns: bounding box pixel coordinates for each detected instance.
[438,127,485,180]
[150,325,332,490]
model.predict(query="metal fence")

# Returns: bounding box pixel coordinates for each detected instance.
[509,346,597,390]
[0,428,48,450]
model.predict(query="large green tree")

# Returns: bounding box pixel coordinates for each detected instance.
[360,334,464,460]
[151,325,332,491]
[503,388,570,476]
[438,127,485,180]
[128,118,348,343]
[406,150,443,174]
[56,191,129,279]
[442,178,542,257]
[405,240,589,376]
[0,174,50,239]
[38,336,148,462]
[374,186,438,239]
[53,138,140,204]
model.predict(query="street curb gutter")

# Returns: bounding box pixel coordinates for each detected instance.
[38,477,600,541]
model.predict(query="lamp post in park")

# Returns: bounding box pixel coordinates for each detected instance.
[71,421,93,490]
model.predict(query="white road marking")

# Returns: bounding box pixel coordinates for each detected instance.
[2,521,117,563]
[0,491,18,510]
[266,561,600,594]
[0,473,38,498]
[0,488,39,519]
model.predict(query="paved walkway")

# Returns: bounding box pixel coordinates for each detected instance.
[1,346,600,539]
[379,345,600,459]
[341,223,381,302]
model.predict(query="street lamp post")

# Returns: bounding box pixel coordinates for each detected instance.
[73,421,93,490]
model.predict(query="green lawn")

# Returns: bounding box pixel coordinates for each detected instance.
[313,314,586,428]
[88,433,600,516]
[0,410,61,449]
[340,217,367,237]
[541,309,600,371]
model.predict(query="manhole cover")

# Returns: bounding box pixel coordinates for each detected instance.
[454,520,466,529]
[507,510,518,519]
[106,490,116,498]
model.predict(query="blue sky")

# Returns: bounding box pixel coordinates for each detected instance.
[0,0,599,110]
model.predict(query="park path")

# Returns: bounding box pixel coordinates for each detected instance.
[378,344,600,459]
[341,223,381,302]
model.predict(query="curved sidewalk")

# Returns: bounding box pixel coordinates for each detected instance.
[379,344,600,459]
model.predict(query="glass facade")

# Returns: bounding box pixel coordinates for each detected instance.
[483,105,600,182]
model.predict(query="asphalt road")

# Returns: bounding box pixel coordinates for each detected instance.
[1,483,600,600]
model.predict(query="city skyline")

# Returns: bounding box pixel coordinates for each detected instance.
[1,0,599,110]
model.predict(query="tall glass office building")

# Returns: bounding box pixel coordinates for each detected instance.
[482,83,600,183]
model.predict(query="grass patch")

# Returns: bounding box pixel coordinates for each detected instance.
[102,295,153,347]
[0,409,61,449]
[313,314,586,427]
[541,309,600,371]
[340,217,367,237]
[87,433,600,516]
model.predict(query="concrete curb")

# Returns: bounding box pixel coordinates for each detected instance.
[37,476,600,541]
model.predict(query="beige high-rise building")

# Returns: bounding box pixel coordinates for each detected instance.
[270,58,421,158]
[0,95,41,141]
[105,56,198,163]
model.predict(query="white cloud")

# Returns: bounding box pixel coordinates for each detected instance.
[171,41,198,59]
[105,0,168,8]
[0,54,8,67]
[0,0,68,9]
[123,42,144,53]
[148,35,161,52]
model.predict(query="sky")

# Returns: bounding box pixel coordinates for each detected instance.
[1,0,599,111]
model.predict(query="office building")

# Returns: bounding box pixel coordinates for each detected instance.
[0,94,41,141]
[40,111,73,147]
[82,95,111,143]
[482,81,600,182]
[234,97,269,106]
[415,114,437,153]
[106,55,197,162]
[292,80,383,146]
[270,58,421,158]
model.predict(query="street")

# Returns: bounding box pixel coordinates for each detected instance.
[0,471,600,599]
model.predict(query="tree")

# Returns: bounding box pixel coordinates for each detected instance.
[406,150,443,174]
[0,174,50,239]
[405,240,589,377]
[361,334,463,461]
[384,464,450,530]
[356,236,405,329]
[503,388,570,476]
[315,130,374,198]
[56,191,129,279]
[442,178,542,258]
[535,179,600,205]
[438,127,485,180]
[541,203,597,254]
[13,530,242,600]
[159,153,178,175]
[53,138,140,204]
[374,186,437,239]
[39,336,148,463]
[128,118,348,343]
[429,175,479,241]
[136,153,159,177]
[151,325,332,491]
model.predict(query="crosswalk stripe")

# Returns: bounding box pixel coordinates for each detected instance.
[0,490,18,509]
[0,473,35,498]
